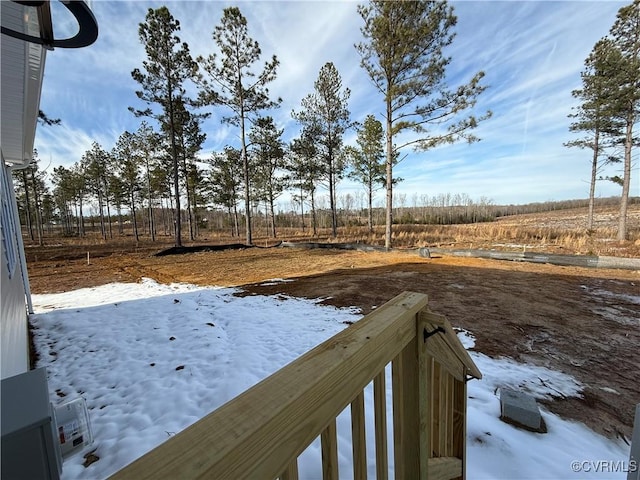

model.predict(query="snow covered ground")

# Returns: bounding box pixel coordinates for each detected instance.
[30,278,633,479]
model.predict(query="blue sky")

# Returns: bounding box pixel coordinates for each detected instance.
[34,0,638,208]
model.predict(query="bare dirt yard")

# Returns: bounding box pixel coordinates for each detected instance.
[26,238,639,445]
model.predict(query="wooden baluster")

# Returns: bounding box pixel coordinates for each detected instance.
[446,374,455,457]
[351,391,367,480]
[321,419,339,480]
[373,371,388,480]
[453,377,467,480]
[431,362,441,457]
[439,366,448,456]
[419,353,433,480]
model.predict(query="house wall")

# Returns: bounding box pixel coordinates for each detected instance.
[1,160,29,379]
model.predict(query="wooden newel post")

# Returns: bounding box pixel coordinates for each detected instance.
[418,314,433,480]
[392,317,420,479]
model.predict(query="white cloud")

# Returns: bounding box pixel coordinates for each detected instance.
[33,0,637,205]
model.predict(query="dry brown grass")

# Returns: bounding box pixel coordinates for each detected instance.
[323,204,640,257]
[24,204,640,258]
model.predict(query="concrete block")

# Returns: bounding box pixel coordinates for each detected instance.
[500,388,546,433]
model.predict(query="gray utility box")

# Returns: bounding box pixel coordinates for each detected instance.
[1,367,62,480]
[500,387,545,433]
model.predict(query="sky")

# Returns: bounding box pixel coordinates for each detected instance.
[30,277,633,479]
[33,0,639,208]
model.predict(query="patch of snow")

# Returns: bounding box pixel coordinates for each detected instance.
[599,387,620,395]
[591,287,640,306]
[456,328,476,349]
[581,284,640,327]
[30,280,630,479]
[258,278,295,286]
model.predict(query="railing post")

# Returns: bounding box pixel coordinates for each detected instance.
[418,312,432,480]
[392,311,422,479]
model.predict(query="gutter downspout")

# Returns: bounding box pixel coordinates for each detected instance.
[8,164,34,314]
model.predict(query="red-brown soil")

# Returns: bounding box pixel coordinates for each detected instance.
[25,240,639,443]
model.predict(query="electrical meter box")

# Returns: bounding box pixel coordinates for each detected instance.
[1,367,62,479]
[53,397,93,458]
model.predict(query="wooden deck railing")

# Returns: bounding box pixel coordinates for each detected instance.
[111,291,481,480]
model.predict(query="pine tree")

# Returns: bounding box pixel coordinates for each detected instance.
[113,131,143,242]
[249,117,287,238]
[13,152,49,245]
[566,39,623,231]
[356,0,490,249]
[346,115,386,232]
[208,147,243,237]
[608,0,640,241]
[289,128,323,235]
[172,98,207,241]
[82,142,112,240]
[131,6,198,247]
[51,165,86,236]
[134,122,160,241]
[198,6,280,245]
[293,62,352,238]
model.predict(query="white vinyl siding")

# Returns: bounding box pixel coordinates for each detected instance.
[1,164,18,278]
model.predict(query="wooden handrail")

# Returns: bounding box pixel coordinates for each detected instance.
[110,291,481,480]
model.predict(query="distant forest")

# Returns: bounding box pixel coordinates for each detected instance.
[13,170,638,243]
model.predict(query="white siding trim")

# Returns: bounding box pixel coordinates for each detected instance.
[1,163,19,278]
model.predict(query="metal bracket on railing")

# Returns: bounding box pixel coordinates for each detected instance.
[423,326,445,342]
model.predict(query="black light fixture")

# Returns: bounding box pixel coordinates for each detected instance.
[1,0,98,49]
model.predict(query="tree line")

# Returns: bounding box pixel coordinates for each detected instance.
[15,1,638,246]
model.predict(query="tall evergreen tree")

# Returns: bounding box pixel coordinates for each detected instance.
[566,39,623,231]
[51,166,74,236]
[131,6,198,247]
[113,131,143,242]
[51,165,86,236]
[289,128,323,235]
[28,152,49,245]
[198,6,281,245]
[82,142,111,240]
[134,122,160,241]
[208,147,243,236]
[346,115,386,232]
[173,98,207,241]
[12,150,49,246]
[249,116,287,238]
[607,0,640,241]
[292,62,352,238]
[356,0,490,249]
